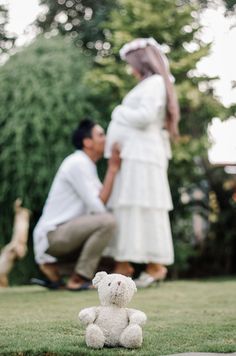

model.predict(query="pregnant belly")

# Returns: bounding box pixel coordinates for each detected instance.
[105,121,133,158]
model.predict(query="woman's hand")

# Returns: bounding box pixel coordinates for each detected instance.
[164,117,180,142]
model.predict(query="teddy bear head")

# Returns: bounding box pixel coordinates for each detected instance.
[92,272,137,307]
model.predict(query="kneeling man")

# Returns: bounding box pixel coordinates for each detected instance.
[33,118,120,290]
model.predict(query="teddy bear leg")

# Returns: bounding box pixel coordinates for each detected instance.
[119,324,143,348]
[85,324,105,349]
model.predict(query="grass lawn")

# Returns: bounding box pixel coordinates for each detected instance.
[0,278,235,356]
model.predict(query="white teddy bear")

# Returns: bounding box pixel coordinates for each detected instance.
[78,271,147,349]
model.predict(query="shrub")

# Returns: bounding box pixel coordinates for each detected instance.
[0,36,96,283]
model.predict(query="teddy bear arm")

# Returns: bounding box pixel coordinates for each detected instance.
[78,307,98,326]
[127,308,147,326]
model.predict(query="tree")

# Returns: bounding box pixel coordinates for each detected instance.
[0,36,96,284]
[1,1,234,283]
[199,0,236,14]
[84,0,233,276]
[36,0,117,54]
[0,4,16,60]
[35,0,234,277]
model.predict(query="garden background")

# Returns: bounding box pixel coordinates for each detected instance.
[0,0,236,285]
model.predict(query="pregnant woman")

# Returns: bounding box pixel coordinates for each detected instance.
[104,38,180,287]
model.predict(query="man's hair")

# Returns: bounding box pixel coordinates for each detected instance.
[72,118,96,149]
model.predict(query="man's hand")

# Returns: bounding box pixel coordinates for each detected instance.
[99,143,121,204]
[108,143,121,173]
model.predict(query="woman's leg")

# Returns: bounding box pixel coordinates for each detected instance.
[113,261,134,277]
[145,263,167,280]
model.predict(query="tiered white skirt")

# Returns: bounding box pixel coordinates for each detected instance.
[104,158,174,265]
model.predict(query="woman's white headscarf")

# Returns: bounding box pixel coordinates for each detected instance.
[119,38,180,138]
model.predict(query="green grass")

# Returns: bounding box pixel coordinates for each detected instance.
[0,279,235,356]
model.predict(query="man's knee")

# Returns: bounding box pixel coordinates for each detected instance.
[98,214,116,245]
[101,213,117,231]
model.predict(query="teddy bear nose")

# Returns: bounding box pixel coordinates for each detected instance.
[117,281,121,285]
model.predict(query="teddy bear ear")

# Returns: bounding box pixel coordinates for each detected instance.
[92,271,107,287]
[128,277,137,292]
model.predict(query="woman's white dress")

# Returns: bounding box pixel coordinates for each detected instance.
[104,74,174,265]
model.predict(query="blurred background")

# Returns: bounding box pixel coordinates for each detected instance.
[0,0,235,284]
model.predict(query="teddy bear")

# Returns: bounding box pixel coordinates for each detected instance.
[78,271,147,349]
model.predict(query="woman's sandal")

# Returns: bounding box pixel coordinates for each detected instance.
[134,270,167,288]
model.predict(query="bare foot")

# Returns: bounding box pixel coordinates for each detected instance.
[146,264,167,281]
[66,273,91,290]
[113,262,134,277]
[39,263,60,282]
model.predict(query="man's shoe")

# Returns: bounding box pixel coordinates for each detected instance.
[30,278,65,290]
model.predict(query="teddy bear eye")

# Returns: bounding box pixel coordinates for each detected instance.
[108,282,111,286]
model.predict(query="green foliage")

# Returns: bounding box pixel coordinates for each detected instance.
[168,136,208,274]
[199,0,236,14]
[224,0,236,11]
[1,0,234,283]
[84,0,229,275]
[0,5,16,56]
[99,0,224,133]
[37,0,117,55]
[200,166,236,275]
[0,36,95,283]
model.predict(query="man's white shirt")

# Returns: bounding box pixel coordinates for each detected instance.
[33,150,106,264]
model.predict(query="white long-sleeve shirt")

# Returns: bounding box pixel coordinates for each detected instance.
[104,74,173,211]
[112,74,166,129]
[33,150,106,264]
[105,74,172,163]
